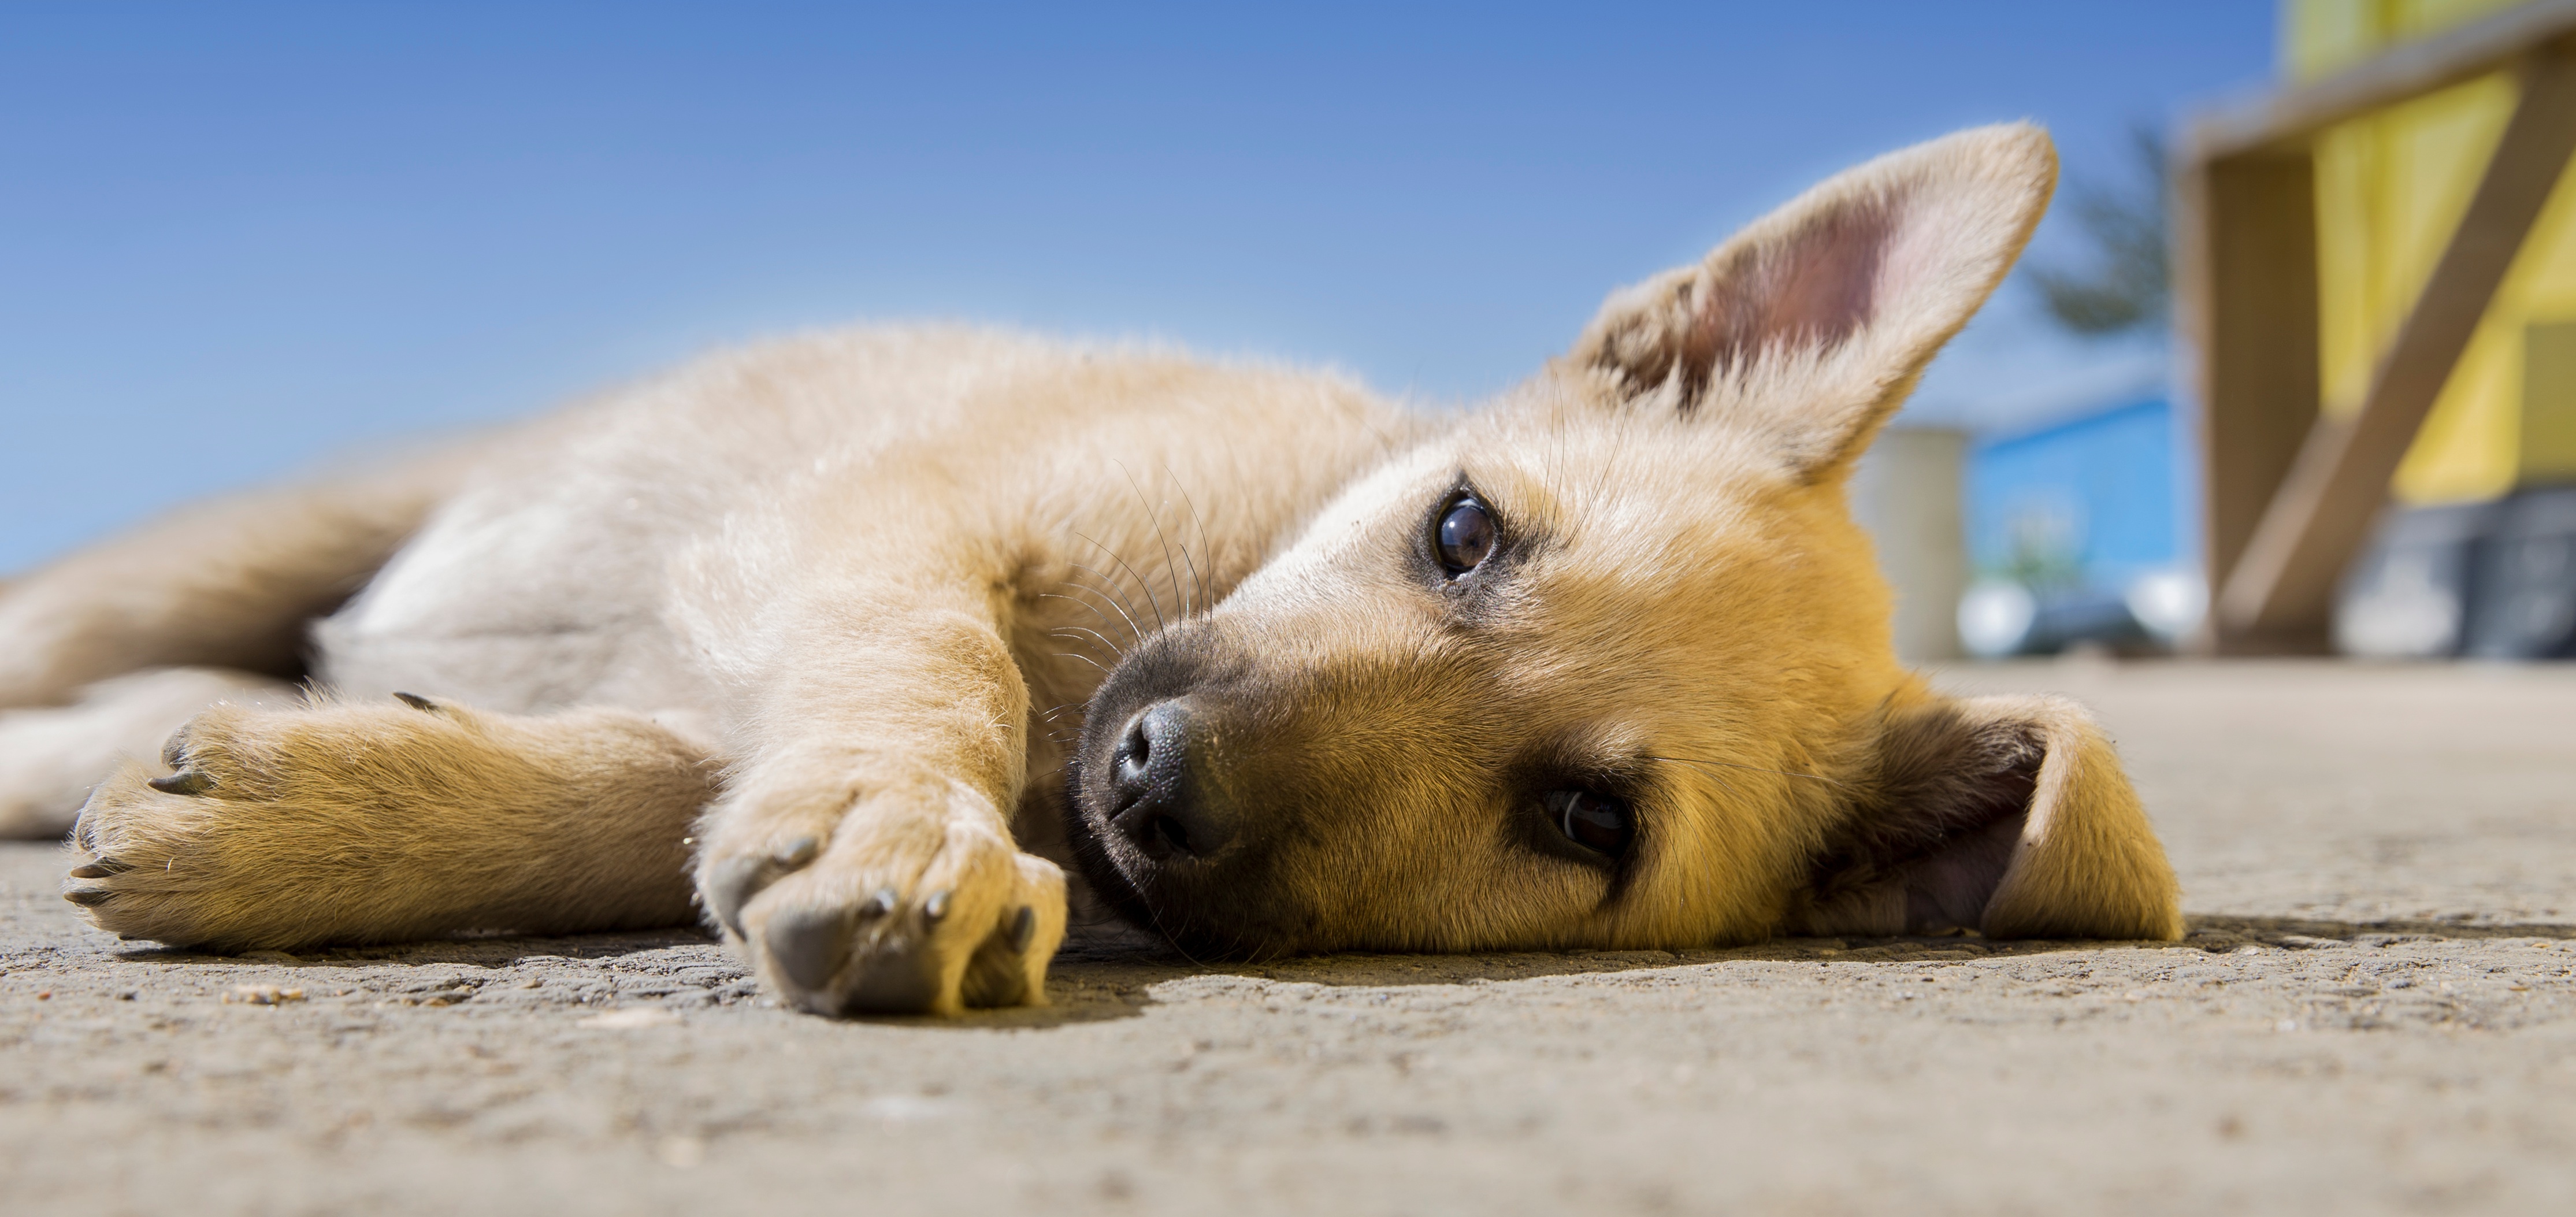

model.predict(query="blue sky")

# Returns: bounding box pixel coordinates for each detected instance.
[0,2,2274,573]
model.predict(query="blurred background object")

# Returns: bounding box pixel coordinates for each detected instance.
[2184,0,2576,662]
[1849,428,1968,662]
[1933,0,2576,664]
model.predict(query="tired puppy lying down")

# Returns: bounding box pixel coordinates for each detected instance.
[0,124,2180,1016]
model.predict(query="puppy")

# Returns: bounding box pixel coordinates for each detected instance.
[0,124,2181,1016]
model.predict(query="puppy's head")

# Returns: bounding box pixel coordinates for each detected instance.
[1066,124,2181,955]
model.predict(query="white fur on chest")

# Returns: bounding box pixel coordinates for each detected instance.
[317,472,717,717]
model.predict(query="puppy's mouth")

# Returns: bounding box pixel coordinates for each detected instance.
[1060,633,1312,958]
[1060,706,1246,957]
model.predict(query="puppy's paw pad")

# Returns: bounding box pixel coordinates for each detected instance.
[709,822,1066,1016]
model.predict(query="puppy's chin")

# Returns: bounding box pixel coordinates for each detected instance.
[1059,743,1327,960]
[1057,757,1157,932]
[1060,631,1253,955]
[1055,752,1215,951]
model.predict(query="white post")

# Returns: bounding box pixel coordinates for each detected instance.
[1851,426,1970,663]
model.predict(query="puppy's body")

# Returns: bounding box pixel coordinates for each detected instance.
[3,125,2184,1016]
[314,328,1405,729]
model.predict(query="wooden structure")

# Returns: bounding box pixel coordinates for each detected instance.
[2181,0,2576,652]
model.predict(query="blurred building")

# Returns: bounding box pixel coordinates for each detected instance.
[1959,395,2204,656]
[1855,395,2203,663]
[2183,0,2576,659]
[1969,397,2186,598]
[2294,0,2576,509]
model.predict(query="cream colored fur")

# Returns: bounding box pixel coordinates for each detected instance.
[4,124,2182,1017]
[0,668,295,837]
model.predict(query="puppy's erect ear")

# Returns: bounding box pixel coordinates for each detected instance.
[1790,694,2182,941]
[1566,124,2056,478]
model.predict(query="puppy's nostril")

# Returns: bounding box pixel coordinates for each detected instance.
[1116,720,1152,787]
[1110,702,1186,808]
[1101,699,1238,860]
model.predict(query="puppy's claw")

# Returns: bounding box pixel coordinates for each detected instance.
[67,860,129,880]
[764,906,852,997]
[63,888,113,907]
[862,887,897,918]
[147,771,213,796]
[922,889,951,923]
[773,836,819,868]
[704,854,772,938]
[392,692,440,713]
[960,906,1042,1008]
[703,837,825,940]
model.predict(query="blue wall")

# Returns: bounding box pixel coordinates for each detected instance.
[1966,398,2190,589]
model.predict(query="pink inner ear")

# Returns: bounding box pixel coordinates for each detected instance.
[1686,196,1897,382]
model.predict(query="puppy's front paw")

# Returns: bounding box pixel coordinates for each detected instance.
[698,787,1067,1016]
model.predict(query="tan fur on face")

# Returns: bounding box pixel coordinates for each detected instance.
[17,124,2178,1020]
[1066,124,2179,955]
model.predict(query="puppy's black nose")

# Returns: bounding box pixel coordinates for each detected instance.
[1108,700,1234,859]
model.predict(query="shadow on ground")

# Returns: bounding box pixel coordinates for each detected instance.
[91,912,2576,1031]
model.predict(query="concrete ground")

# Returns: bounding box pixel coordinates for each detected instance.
[3,660,2572,1216]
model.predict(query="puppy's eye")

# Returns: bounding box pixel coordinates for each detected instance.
[1543,789,1631,855]
[1435,499,1495,574]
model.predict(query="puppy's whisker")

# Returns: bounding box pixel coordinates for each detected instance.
[1034,590,1123,637]
[1069,536,1165,632]
[1161,461,1214,614]
[1063,562,1154,643]
[1050,579,1148,648]
[1115,461,1193,619]
[1119,870,1216,974]
[1054,568,1140,624]
[1160,905,1219,974]
[1165,518,1202,620]
[1048,625,1128,661]
[1053,652,1115,680]
[1073,526,1166,628]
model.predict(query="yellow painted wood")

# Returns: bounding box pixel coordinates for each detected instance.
[2523,320,2576,478]
[2289,0,2576,502]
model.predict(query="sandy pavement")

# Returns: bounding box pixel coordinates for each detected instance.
[3,660,2573,1215]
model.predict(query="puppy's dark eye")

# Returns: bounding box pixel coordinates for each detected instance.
[1543,789,1631,855]
[1435,499,1495,574]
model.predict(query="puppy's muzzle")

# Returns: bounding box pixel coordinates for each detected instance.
[1105,699,1237,860]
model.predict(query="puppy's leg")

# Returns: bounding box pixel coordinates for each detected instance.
[0,668,299,840]
[62,696,714,950]
[692,594,1068,1017]
[0,454,476,710]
